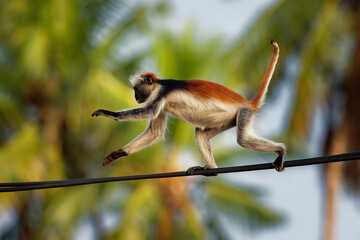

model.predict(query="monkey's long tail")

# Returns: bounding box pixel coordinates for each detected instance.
[250,39,280,108]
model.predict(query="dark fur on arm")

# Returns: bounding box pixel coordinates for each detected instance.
[91,100,161,121]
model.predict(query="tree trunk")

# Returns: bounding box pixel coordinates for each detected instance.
[322,129,346,240]
[322,2,360,239]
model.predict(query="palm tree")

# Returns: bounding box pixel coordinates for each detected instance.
[102,26,284,240]
[0,1,283,239]
[0,0,169,239]
[149,26,284,239]
[322,1,360,239]
[225,0,360,239]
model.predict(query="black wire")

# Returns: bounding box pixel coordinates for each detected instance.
[1,151,359,192]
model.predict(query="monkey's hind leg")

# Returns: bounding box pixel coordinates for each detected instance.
[236,108,286,171]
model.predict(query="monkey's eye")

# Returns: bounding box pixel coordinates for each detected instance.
[146,76,153,85]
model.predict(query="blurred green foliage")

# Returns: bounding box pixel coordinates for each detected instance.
[1,0,359,239]
[0,0,285,239]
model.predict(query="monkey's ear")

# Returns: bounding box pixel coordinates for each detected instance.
[146,76,153,85]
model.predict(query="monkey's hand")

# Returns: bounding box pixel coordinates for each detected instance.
[103,149,128,166]
[186,165,218,177]
[92,109,118,118]
[92,109,105,117]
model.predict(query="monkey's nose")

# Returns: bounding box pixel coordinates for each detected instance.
[135,95,142,103]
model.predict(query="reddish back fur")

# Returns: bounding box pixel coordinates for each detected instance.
[143,72,160,82]
[183,80,251,105]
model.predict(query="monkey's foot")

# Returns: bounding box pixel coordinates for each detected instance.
[103,149,128,166]
[273,156,285,172]
[186,165,218,177]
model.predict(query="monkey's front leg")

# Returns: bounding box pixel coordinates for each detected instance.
[92,103,160,121]
[102,114,166,166]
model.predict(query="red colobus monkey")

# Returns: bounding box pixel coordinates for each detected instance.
[92,39,286,173]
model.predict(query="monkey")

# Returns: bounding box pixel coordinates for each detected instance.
[92,39,286,174]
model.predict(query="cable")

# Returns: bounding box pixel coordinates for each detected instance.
[1,151,359,192]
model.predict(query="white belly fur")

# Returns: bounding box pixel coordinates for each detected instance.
[165,91,241,129]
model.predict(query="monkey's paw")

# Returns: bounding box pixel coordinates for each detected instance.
[186,165,218,177]
[273,156,285,172]
[103,149,128,166]
[91,109,106,117]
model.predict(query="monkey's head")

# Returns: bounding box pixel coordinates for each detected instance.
[130,72,159,104]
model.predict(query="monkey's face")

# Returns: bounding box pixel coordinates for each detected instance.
[133,85,151,103]
[133,75,155,103]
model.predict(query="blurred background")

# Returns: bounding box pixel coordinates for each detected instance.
[0,0,359,239]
